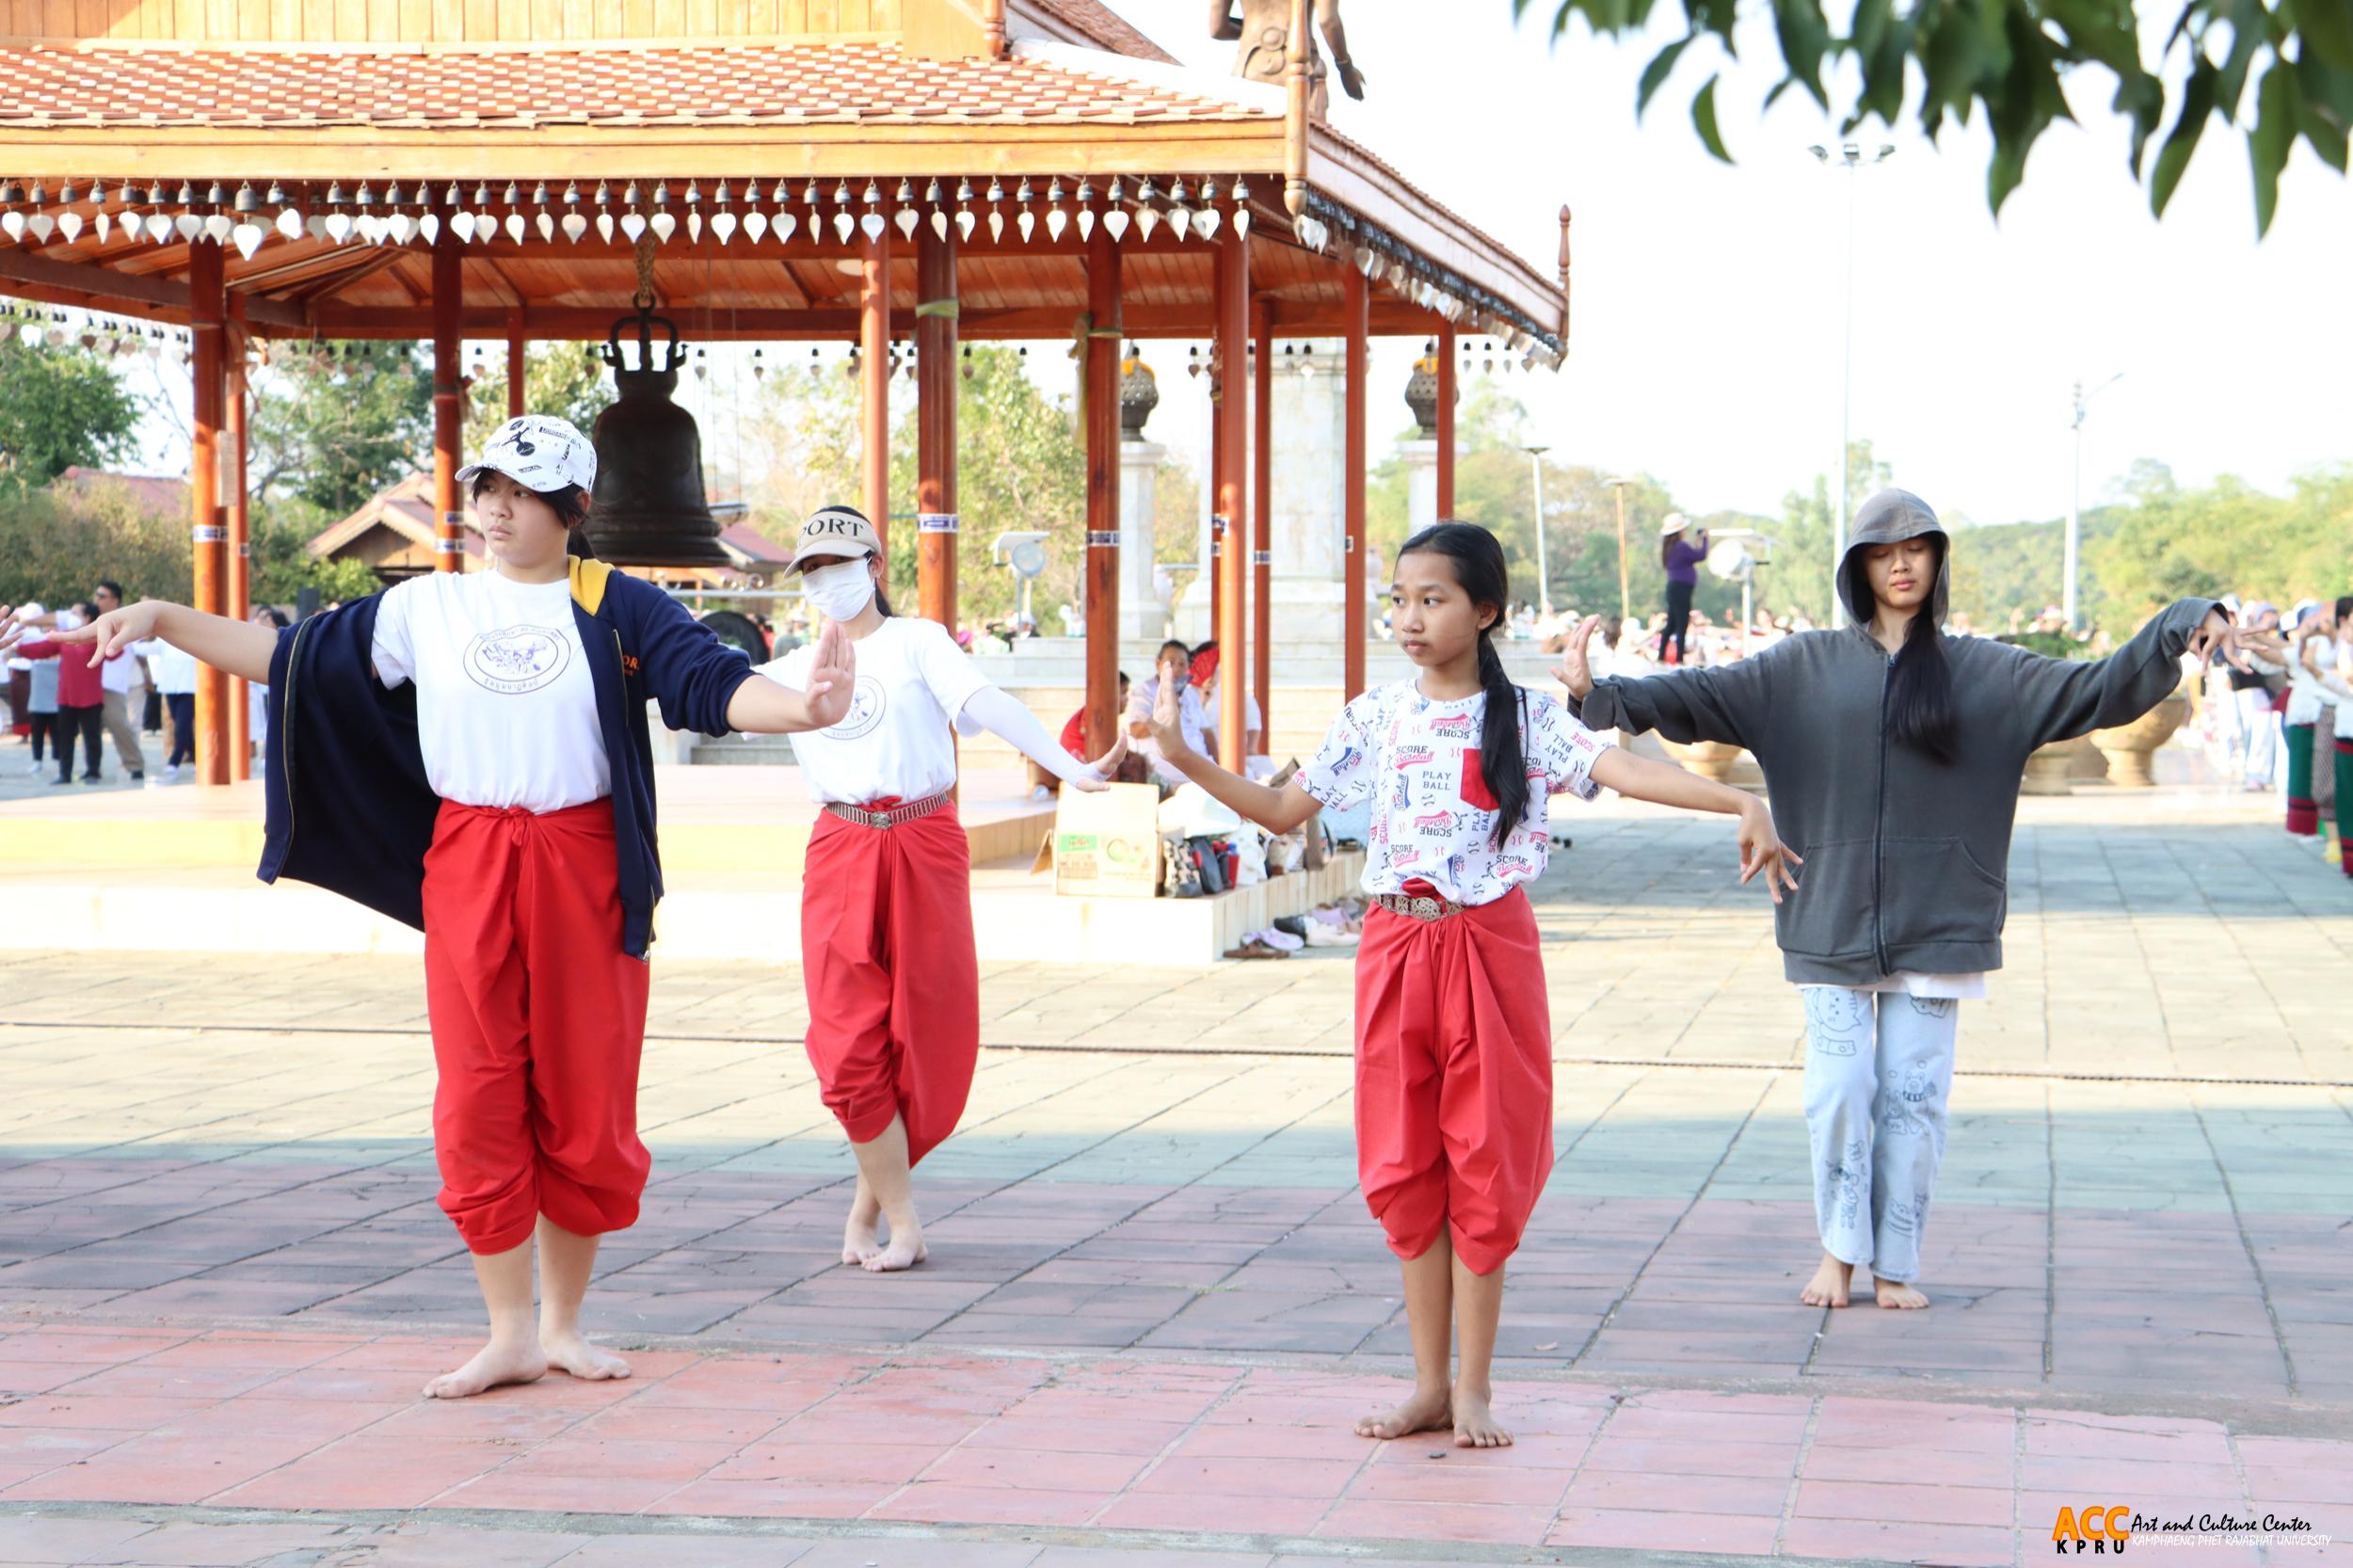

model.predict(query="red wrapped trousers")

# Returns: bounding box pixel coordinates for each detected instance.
[799,805,979,1165]
[422,799,650,1255]
[1353,886,1554,1276]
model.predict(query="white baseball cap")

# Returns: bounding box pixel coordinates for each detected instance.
[785,504,883,572]
[457,415,598,494]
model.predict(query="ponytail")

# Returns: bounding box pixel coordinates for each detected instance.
[1475,631,1530,848]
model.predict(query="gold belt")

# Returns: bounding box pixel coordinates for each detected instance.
[1373,891,1467,922]
[824,792,951,830]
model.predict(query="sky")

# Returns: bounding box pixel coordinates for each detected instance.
[1122,0,2353,527]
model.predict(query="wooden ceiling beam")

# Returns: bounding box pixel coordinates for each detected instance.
[0,249,305,328]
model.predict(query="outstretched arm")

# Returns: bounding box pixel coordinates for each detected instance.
[1555,613,1772,749]
[2014,600,2232,752]
[24,600,277,686]
[1317,0,1365,98]
[1144,676,1320,832]
[963,686,1117,792]
[728,619,856,734]
[1590,748,1802,903]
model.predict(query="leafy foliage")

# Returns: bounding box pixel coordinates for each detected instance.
[1514,0,2353,232]
[0,481,189,611]
[464,342,612,454]
[0,331,142,488]
[743,345,1089,624]
[247,341,431,516]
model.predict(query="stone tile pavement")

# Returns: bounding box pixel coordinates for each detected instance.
[1,794,2348,1565]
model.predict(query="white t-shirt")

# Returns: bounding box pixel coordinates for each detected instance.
[370,569,611,812]
[1301,678,1614,904]
[1128,676,1209,782]
[760,616,987,805]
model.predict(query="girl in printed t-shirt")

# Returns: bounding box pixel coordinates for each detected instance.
[1140,520,1799,1448]
[759,505,1126,1273]
[2,416,858,1401]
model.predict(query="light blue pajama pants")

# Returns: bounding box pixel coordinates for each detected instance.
[1800,986,1960,1285]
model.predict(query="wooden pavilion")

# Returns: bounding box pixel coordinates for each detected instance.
[0,0,1570,785]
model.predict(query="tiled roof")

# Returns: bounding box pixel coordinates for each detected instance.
[0,40,1269,129]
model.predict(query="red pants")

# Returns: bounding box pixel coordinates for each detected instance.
[1353,887,1553,1276]
[799,805,978,1165]
[422,799,650,1255]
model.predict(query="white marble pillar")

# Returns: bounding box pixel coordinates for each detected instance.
[1401,438,1442,536]
[1263,338,1349,640]
[1118,440,1169,641]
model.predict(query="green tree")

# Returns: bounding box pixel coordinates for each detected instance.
[1513,0,2353,233]
[0,333,142,488]
[743,345,1088,625]
[0,482,189,611]
[248,341,431,516]
[2089,461,2353,616]
[465,342,611,454]
[246,514,384,609]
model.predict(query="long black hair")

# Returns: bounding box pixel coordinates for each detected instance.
[1399,520,1528,846]
[1844,538,1957,763]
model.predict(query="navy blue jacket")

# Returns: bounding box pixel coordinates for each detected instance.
[258,559,756,958]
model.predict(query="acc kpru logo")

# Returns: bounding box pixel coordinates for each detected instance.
[2053,1505,2133,1554]
[463,625,573,695]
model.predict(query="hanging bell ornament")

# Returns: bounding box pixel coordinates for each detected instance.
[892,179,917,241]
[532,182,554,243]
[594,181,616,245]
[649,184,676,245]
[1104,177,1129,243]
[858,180,885,243]
[1015,178,1035,243]
[985,178,1004,243]
[954,178,976,243]
[1134,178,1160,242]
[923,178,946,242]
[618,182,646,244]
[683,181,702,243]
[711,182,736,245]
[1233,177,1253,239]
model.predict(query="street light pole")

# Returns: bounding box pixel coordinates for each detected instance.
[1607,475,1633,622]
[2065,372,2122,633]
[1811,141,1893,612]
[1523,443,1552,617]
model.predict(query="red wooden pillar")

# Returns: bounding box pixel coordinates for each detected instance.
[431,229,464,571]
[1082,225,1123,758]
[1213,226,1249,773]
[505,307,526,419]
[861,203,891,551]
[1343,268,1369,700]
[916,226,959,634]
[1209,359,1225,640]
[1249,300,1273,743]
[1434,319,1457,519]
[224,301,250,780]
[188,239,228,786]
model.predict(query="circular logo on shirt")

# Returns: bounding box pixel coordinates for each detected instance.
[820,675,887,741]
[463,625,573,695]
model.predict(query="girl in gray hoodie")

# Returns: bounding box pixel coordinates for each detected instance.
[1561,488,2249,1311]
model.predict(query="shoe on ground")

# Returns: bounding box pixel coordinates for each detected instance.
[129,771,144,782]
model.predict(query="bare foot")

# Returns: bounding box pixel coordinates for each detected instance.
[541,1327,631,1381]
[1450,1384,1513,1448]
[842,1175,883,1266]
[421,1336,547,1400]
[1801,1251,1854,1308]
[1874,1278,1930,1310]
[862,1202,926,1272]
[1354,1384,1451,1440]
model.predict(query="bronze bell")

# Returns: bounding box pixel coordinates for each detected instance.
[586,303,731,568]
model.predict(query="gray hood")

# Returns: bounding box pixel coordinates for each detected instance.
[1836,488,1950,626]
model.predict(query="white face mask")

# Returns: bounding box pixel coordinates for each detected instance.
[803,559,876,622]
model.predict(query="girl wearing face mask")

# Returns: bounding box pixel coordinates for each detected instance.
[760,505,1124,1272]
[5,416,858,1403]
[1558,488,2251,1313]
[1126,638,1209,782]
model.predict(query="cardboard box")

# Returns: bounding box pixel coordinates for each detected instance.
[1052,782,1162,899]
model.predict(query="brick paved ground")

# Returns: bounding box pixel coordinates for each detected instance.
[1,793,2347,1566]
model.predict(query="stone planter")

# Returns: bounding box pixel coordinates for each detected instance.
[2092,693,2191,788]
[1663,738,1765,792]
[2022,739,2078,796]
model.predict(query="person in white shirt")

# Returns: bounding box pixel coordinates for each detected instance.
[1126,639,1209,783]
[17,415,856,1403]
[91,580,146,782]
[1140,521,1794,1450]
[132,636,200,780]
[760,505,1123,1273]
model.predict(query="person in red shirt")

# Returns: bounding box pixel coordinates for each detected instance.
[16,604,115,784]
[1060,672,1129,764]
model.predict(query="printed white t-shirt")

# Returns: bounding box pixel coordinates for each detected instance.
[1301,678,1614,904]
[370,568,611,812]
[760,616,988,805]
